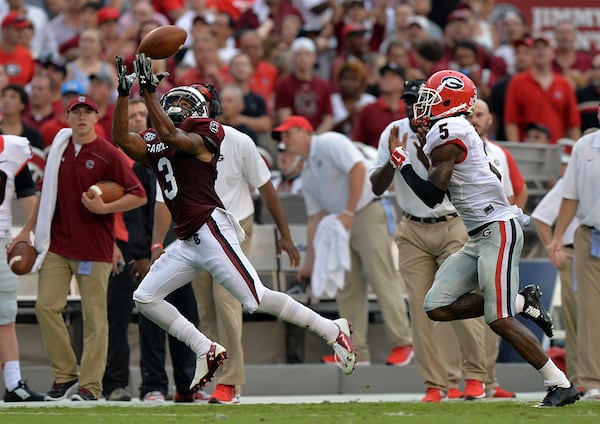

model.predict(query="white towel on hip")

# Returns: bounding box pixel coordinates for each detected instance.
[311,214,350,298]
[32,128,72,272]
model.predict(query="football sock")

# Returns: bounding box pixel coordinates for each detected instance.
[514,293,524,314]
[136,299,212,356]
[538,359,571,388]
[168,316,213,356]
[257,288,338,343]
[3,360,21,391]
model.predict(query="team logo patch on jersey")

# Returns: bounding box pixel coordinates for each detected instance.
[209,121,220,134]
[85,159,95,169]
[441,76,464,91]
[144,132,157,142]
[482,228,493,238]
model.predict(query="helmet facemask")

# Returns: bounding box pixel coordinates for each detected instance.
[159,86,208,125]
[412,71,477,126]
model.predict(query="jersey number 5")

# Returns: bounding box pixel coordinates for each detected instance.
[439,123,449,140]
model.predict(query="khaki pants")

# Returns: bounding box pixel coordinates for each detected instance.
[559,246,578,385]
[574,226,600,391]
[395,216,486,390]
[191,215,253,390]
[35,252,111,397]
[338,201,411,362]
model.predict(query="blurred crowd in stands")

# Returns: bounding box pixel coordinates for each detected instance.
[1,0,598,188]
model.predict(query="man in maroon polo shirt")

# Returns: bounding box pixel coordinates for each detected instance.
[11,94,147,402]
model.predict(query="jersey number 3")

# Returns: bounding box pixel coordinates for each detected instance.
[157,157,178,200]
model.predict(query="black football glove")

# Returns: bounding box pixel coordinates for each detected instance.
[115,56,137,97]
[134,53,169,94]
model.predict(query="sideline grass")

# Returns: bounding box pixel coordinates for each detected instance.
[1,401,599,424]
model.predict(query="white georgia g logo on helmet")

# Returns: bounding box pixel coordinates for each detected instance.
[441,76,465,91]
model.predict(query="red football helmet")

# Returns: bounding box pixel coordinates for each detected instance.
[413,70,477,126]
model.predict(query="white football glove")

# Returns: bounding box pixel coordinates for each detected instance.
[390,146,411,169]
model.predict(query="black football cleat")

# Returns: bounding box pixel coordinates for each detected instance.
[519,284,554,338]
[537,383,580,407]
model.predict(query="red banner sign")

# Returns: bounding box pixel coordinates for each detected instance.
[489,1,600,52]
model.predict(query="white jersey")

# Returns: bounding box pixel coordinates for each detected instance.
[423,116,517,231]
[0,135,32,233]
[373,117,457,218]
[485,140,514,198]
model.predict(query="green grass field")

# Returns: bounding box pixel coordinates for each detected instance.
[2,401,599,424]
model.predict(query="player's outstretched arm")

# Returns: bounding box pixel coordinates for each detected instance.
[398,143,458,208]
[113,95,151,165]
[113,56,151,165]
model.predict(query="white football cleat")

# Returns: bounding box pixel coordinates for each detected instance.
[329,318,357,375]
[189,343,227,391]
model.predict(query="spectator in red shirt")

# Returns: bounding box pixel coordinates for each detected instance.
[238,30,279,108]
[152,0,185,24]
[236,0,303,39]
[0,13,34,85]
[274,37,333,133]
[23,74,58,129]
[352,63,406,147]
[552,21,593,89]
[88,72,116,144]
[176,33,228,89]
[40,80,107,148]
[35,56,68,116]
[504,37,581,143]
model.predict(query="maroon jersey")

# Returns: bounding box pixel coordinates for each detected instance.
[49,137,145,262]
[143,117,226,240]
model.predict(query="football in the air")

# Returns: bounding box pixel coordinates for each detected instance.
[137,25,187,59]
[7,241,37,275]
[86,181,125,203]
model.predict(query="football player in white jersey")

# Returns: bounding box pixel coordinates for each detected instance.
[389,69,579,407]
[1,136,44,401]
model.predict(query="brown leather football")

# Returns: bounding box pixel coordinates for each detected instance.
[137,25,187,59]
[86,180,125,203]
[7,241,37,275]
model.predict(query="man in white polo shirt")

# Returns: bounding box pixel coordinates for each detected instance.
[273,115,413,367]
[551,115,600,400]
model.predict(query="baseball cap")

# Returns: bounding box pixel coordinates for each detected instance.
[290,37,316,54]
[524,122,550,137]
[405,16,429,31]
[379,62,406,79]
[341,22,366,39]
[513,36,534,48]
[37,55,67,75]
[448,8,471,22]
[2,12,33,30]
[61,80,85,96]
[533,36,554,47]
[89,72,114,87]
[401,79,425,99]
[272,116,314,141]
[97,7,120,25]
[67,95,99,113]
